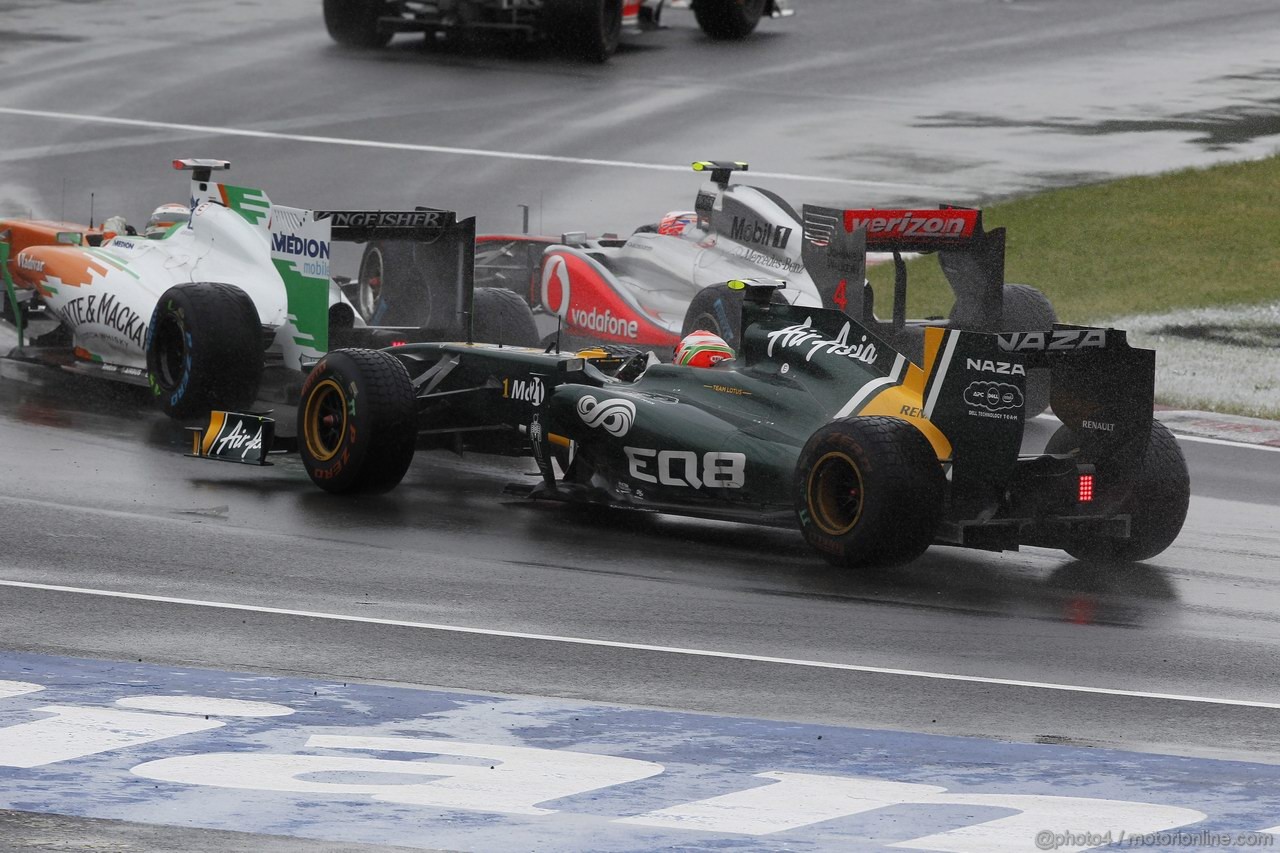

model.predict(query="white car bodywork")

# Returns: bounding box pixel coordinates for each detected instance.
[8,161,346,385]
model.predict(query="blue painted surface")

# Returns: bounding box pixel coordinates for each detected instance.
[0,652,1278,851]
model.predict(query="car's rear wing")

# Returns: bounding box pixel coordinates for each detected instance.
[814,206,984,253]
[324,212,479,341]
[314,208,458,242]
[802,203,1005,334]
[923,323,1154,522]
[175,159,480,350]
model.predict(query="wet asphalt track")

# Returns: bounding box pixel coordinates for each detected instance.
[0,367,1278,755]
[3,0,1280,848]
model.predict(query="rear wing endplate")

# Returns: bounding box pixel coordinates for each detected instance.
[802,203,1005,332]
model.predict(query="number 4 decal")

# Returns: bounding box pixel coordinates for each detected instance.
[832,278,848,311]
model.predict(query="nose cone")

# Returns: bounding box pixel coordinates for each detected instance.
[11,247,51,287]
[12,246,108,290]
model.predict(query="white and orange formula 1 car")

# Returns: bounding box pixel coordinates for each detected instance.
[323,0,794,62]
[0,159,502,420]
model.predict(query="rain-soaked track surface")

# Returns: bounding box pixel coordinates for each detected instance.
[1,370,1279,758]
[1,372,1279,849]
[3,0,1280,848]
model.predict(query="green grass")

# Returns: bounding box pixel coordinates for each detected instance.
[867,154,1280,323]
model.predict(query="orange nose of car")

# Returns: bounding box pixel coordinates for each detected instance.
[12,246,108,291]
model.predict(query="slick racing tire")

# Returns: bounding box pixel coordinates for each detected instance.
[298,349,417,495]
[472,287,540,346]
[145,282,263,420]
[796,416,945,569]
[680,283,787,351]
[323,0,392,48]
[544,0,623,62]
[694,0,767,40]
[1045,420,1190,563]
[999,283,1057,416]
[682,284,743,349]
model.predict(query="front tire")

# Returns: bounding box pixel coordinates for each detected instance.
[145,282,263,420]
[543,0,623,62]
[796,416,945,568]
[298,349,417,494]
[694,0,767,40]
[323,0,392,48]
[1045,421,1190,563]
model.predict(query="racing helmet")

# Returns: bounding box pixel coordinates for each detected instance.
[145,203,191,238]
[675,330,735,368]
[657,210,699,237]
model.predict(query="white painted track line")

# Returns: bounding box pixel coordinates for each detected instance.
[0,107,947,193]
[3,579,1279,710]
[1173,433,1280,452]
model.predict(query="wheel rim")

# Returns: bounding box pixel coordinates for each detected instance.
[303,378,349,462]
[153,314,187,391]
[357,247,384,322]
[808,451,865,536]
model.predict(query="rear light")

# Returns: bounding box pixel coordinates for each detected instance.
[390,340,407,347]
[1078,473,1095,503]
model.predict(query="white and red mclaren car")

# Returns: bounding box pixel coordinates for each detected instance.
[356,161,1059,379]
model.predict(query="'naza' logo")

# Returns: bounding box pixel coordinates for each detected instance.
[577,395,636,437]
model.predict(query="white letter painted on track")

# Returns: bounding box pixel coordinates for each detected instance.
[131,736,665,816]
[890,794,1206,853]
[0,705,222,768]
[0,696,293,768]
[618,772,946,835]
[620,774,1207,845]
[0,681,43,700]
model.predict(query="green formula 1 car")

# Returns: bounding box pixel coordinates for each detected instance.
[191,219,1189,568]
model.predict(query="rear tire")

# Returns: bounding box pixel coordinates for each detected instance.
[1000,283,1056,415]
[471,287,540,346]
[543,0,623,62]
[694,0,766,40]
[1046,420,1190,562]
[145,283,263,420]
[357,240,453,329]
[353,240,407,324]
[298,349,417,494]
[323,0,392,48]
[681,284,743,349]
[795,416,944,568]
[680,283,786,351]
